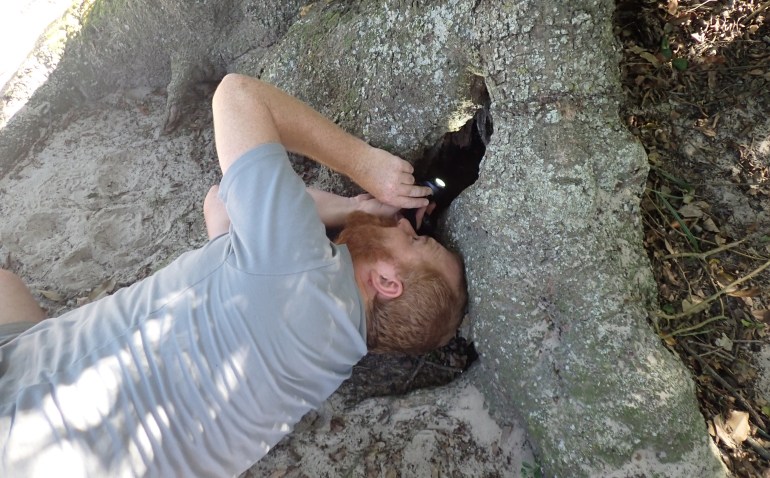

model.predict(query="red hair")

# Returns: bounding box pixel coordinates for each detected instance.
[336,212,467,354]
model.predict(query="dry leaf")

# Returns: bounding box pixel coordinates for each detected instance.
[662,264,680,286]
[727,287,760,298]
[678,203,705,218]
[752,310,770,323]
[732,359,757,384]
[702,217,719,233]
[726,410,750,442]
[714,333,733,352]
[711,266,736,288]
[741,296,754,307]
[663,238,676,255]
[630,45,661,67]
[37,289,64,301]
[667,0,678,15]
[681,297,703,312]
[299,3,315,17]
[88,278,116,302]
[712,411,750,449]
[708,70,717,90]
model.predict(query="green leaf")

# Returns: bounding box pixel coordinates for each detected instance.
[662,303,676,315]
[741,319,765,329]
[661,37,673,60]
[672,58,688,71]
[651,165,693,191]
[763,406,770,417]
[656,192,701,252]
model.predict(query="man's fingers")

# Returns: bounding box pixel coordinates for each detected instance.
[415,206,427,229]
[396,196,430,209]
[400,172,415,185]
[404,184,432,198]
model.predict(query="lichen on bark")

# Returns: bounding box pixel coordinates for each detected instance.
[0,0,728,475]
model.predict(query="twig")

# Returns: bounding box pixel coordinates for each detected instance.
[745,437,770,462]
[747,1,770,22]
[683,0,718,14]
[680,341,768,433]
[655,257,770,320]
[655,192,700,253]
[661,239,745,260]
[402,357,425,392]
[661,316,726,339]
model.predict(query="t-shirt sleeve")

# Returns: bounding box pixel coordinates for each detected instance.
[218,143,333,273]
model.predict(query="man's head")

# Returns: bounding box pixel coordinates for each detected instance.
[336,212,467,354]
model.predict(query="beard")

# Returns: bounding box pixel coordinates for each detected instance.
[335,211,397,265]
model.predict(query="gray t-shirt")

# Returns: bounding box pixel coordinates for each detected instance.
[0,143,368,477]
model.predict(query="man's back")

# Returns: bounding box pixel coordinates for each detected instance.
[0,145,367,476]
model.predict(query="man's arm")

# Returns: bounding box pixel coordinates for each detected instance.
[203,184,400,238]
[211,74,431,209]
[307,188,400,229]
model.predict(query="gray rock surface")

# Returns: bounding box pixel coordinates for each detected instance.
[0,0,727,475]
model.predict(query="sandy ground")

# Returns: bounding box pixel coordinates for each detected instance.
[0,89,218,314]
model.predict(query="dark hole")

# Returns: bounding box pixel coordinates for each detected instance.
[407,77,492,236]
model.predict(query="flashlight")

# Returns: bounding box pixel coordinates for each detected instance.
[423,177,448,205]
[403,177,447,235]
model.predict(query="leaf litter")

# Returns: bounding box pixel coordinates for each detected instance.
[616,0,770,475]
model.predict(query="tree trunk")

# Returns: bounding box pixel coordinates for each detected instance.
[0,0,726,475]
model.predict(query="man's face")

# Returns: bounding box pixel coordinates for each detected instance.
[337,214,463,291]
[378,218,464,291]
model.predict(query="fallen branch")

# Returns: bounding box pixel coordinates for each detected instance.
[661,316,726,339]
[745,436,770,462]
[747,1,770,22]
[655,257,770,320]
[661,239,745,260]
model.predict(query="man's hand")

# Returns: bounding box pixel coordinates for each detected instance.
[308,188,401,229]
[350,147,432,210]
[351,193,400,219]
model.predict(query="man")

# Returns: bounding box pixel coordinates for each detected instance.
[0,74,466,476]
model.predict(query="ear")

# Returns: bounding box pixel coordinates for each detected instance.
[368,261,403,300]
